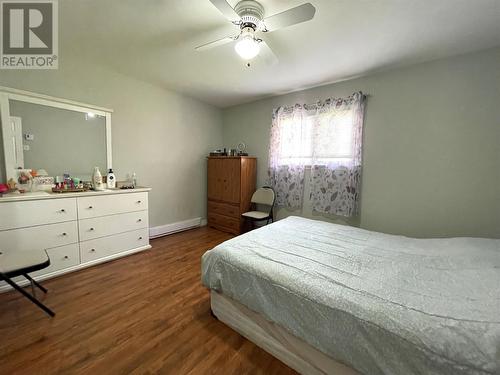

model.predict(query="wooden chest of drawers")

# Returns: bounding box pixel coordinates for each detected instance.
[207,157,256,235]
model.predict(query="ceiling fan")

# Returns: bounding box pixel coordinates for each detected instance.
[196,0,316,64]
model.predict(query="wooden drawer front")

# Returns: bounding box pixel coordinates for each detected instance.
[32,244,80,277]
[0,221,78,251]
[79,211,149,241]
[80,228,149,263]
[208,201,240,219]
[208,213,240,234]
[0,198,77,231]
[78,192,148,219]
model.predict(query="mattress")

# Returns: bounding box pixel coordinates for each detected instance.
[201,216,500,375]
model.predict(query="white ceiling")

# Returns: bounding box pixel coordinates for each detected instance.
[61,0,500,108]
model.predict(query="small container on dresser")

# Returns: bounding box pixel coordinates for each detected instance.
[207,156,256,235]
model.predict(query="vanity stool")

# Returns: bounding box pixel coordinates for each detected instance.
[0,249,55,317]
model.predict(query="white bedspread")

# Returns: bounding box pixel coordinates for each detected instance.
[201,216,500,375]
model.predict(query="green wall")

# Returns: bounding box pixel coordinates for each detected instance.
[222,47,500,238]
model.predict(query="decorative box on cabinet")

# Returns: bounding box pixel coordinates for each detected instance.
[207,156,256,235]
[0,188,151,292]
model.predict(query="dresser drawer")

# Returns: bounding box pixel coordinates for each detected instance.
[0,221,78,251]
[32,244,80,277]
[208,200,240,219]
[80,228,149,263]
[0,198,77,231]
[208,213,241,234]
[79,210,149,241]
[77,192,148,219]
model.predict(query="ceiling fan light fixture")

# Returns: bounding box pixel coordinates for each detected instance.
[235,36,260,60]
[200,0,316,64]
[234,28,260,60]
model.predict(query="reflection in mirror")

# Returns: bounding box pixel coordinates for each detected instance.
[3,100,107,180]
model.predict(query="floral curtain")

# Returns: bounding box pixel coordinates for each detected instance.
[268,92,366,216]
[268,105,307,208]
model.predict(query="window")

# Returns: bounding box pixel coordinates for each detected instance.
[273,108,356,167]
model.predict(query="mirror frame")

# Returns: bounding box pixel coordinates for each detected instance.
[0,86,113,180]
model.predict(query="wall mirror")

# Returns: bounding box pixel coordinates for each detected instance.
[0,86,112,183]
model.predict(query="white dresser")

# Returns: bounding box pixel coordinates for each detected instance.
[0,188,151,291]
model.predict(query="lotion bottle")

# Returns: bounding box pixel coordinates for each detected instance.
[107,168,116,189]
[93,166,105,191]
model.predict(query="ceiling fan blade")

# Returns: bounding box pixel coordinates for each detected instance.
[209,0,240,22]
[263,3,316,32]
[258,40,279,65]
[195,35,237,51]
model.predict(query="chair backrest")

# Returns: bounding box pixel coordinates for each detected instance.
[251,187,275,207]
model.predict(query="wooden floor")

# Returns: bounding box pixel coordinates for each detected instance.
[0,227,297,375]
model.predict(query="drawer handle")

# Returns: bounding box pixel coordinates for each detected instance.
[64,256,69,259]
[137,200,142,204]
[90,227,95,231]
[138,236,143,240]
[88,206,93,209]
[62,232,67,236]
[60,209,66,213]
[90,248,96,252]
[137,219,142,222]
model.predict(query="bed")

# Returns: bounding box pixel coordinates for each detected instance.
[201,216,500,375]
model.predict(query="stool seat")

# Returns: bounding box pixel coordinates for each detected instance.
[0,249,54,317]
[0,250,50,276]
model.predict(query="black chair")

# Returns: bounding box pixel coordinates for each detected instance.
[242,186,276,229]
[0,249,55,317]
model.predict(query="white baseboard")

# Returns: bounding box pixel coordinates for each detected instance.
[149,217,206,239]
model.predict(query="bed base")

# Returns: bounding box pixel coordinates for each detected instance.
[210,291,358,375]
